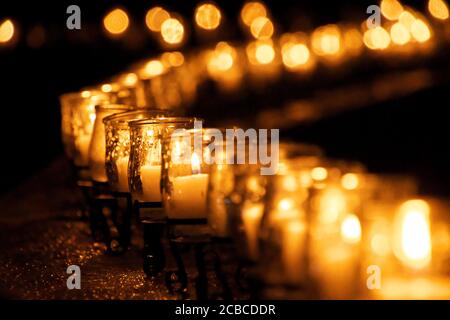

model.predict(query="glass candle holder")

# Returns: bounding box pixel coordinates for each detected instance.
[59,92,80,159]
[70,90,110,168]
[129,117,198,203]
[161,128,218,221]
[88,104,134,183]
[103,109,173,193]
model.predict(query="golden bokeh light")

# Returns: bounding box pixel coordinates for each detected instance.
[145,7,170,32]
[143,60,165,78]
[101,83,113,93]
[255,42,275,64]
[103,8,129,36]
[341,173,359,190]
[241,2,267,26]
[399,10,417,30]
[311,25,342,56]
[195,3,222,30]
[0,19,15,43]
[394,199,432,269]
[343,28,363,55]
[363,26,391,50]
[311,167,328,181]
[380,0,404,21]
[123,73,138,87]
[281,42,310,69]
[410,19,431,42]
[390,22,411,45]
[341,214,362,244]
[428,0,449,20]
[160,18,184,44]
[161,51,185,67]
[250,16,274,40]
[207,42,236,74]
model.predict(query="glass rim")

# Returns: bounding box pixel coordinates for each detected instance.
[102,109,174,125]
[95,104,134,112]
[129,116,202,127]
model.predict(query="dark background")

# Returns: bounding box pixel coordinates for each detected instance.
[0,0,449,195]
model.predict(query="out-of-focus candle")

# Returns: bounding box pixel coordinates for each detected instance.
[76,134,92,166]
[282,219,307,283]
[141,164,162,202]
[116,156,129,192]
[242,202,264,260]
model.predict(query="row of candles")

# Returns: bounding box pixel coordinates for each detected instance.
[58,2,450,300]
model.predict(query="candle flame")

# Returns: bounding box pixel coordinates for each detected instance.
[341,213,362,244]
[191,152,201,174]
[394,199,432,269]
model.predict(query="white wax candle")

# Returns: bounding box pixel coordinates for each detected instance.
[116,156,129,192]
[282,219,306,284]
[168,173,209,219]
[242,202,264,260]
[75,134,91,166]
[140,164,162,202]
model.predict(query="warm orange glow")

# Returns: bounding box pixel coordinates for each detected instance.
[318,187,346,224]
[161,51,185,67]
[0,19,15,43]
[103,8,129,35]
[311,25,342,56]
[160,18,184,44]
[250,16,274,40]
[410,19,431,43]
[101,83,113,93]
[241,2,267,26]
[123,73,138,87]
[145,7,170,32]
[143,60,165,77]
[81,90,91,98]
[195,3,222,30]
[371,233,391,256]
[341,173,359,190]
[428,0,449,20]
[381,0,404,21]
[364,26,391,50]
[390,22,411,45]
[399,10,416,30]
[311,167,328,181]
[207,42,236,74]
[343,28,363,55]
[255,42,275,64]
[191,152,201,174]
[394,199,432,269]
[341,214,362,244]
[281,42,310,69]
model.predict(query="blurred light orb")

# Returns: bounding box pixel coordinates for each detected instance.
[311,167,328,181]
[0,19,14,43]
[428,0,449,20]
[411,19,431,42]
[250,16,274,39]
[311,25,341,56]
[364,26,391,50]
[399,10,417,30]
[207,42,236,73]
[145,7,170,32]
[103,8,129,35]
[241,2,267,26]
[161,51,185,67]
[380,0,404,21]
[195,3,222,30]
[343,28,363,55]
[144,60,165,77]
[123,73,138,87]
[282,42,310,68]
[255,42,275,64]
[341,214,362,244]
[390,22,411,45]
[161,18,184,44]
[341,173,359,190]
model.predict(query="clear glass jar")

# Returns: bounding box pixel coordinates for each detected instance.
[59,92,80,159]
[70,90,109,167]
[161,128,219,220]
[103,109,173,193]
[88,104,133,183]
[129,117,198,203]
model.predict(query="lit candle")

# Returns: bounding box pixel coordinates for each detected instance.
[116,156,129,192]
[242,202,264,260]
[282,219,307,283]
[75,134,91,166]
[167,153,209,219]
[140,164,162,202]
